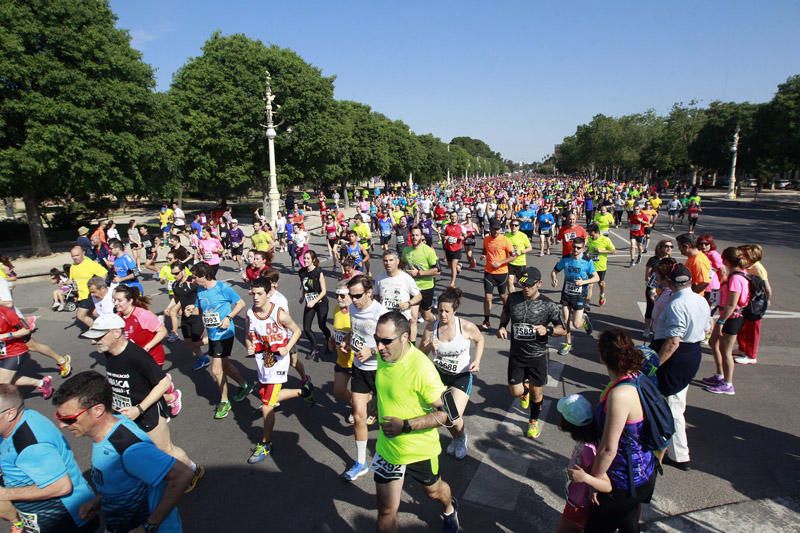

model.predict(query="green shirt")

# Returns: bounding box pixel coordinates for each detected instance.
[593,212,615,235]
[587,235,615,272]
[505,231,531,266]
[376,346,446,464]
[401,244,438,290]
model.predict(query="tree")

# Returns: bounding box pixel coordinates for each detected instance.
[0,0,164,255]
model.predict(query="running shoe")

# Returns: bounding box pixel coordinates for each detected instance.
[526,420,542,439]
[51,301,59,309]
[479,321,490,331]
[442,498,460,533]
[341,461,369,481]
[734,356,757,365]
[185,464,205,493]
[347,413,355,424]
[10,521,23,533]
[582,315,593,334]
[700,374,724,386]
[301,380,315,406]
[446,438,458,456]
[37,376,53,400]
[166,332,180,343]
[558,343,572,356]
[232,381,254,402]
[192,355,212,371]
[58,354,72,378]
[214,401,231,419]
[629,261,635,268]
[519,391,530,409]
[247,442,272,464]
[454,433,468,460]
[599,295,606,306]
[168,389,183,417]
[705,382,735,395]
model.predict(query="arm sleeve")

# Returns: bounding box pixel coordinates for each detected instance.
[16,443,68,488]
[407,275,421,296]
[122,442,176,487]
[663,305,687,339]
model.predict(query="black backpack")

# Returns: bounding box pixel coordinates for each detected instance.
[730,271,768,321]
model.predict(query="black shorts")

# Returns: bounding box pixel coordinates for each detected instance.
[721,316,745,335]
[231,244,244,256]
[444,249,462,262]
[209,336,234,358]
[437,369,473,395]
[668,209,678,216]
[538,229,552,236]
[560,292,586,311]
[77,298,95,311]
[597,270,607,282]
[373,452,440,486]
[585,470,656,533]
[334,363,352,375]
[483,272,508,294]
[136,402,168,433]
[350,365,376,394]
[508,264,525,279]
[380,234,392,245]
[508,354,548,387]
[630,235,643,243]
[181,317,204,342]
[0,352,30,372]
[522,229,534,239]
[419,288,435,312]
[278,232,287,240]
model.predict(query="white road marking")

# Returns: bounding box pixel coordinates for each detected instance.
[638,301,647,318]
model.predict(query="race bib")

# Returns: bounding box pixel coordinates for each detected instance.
[630,224,641,232]
[447,236,457,244]
[304,292,320,304]
[564,232,577,241]
[512,322,538,340]
[142,240,152,248]
[351,332,366,353]
[203,250,213,260]
[166,280,174,292]
[646,274,659,289]
[327,230,337,239]
[381,297,401,310]
[565,281,583,296]
[203,312,221,327]
[17,511,40,533]
[587,252,600,262]
[371,453,406,480]
[333,330,346,344]
[708,289,720,307]
[112,392,132,412]
[434,356,460,374]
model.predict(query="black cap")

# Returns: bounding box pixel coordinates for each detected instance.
[518,267,542,287]
[669,264,692,285]
[490,219,502,230]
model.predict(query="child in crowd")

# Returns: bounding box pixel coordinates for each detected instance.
[49,267,72,311]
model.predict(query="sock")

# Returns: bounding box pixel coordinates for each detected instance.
[483,315,490,323]
[725,381,733,386]
[356,440,367,465]
[189,461,197,472]
[531,400,543,422]
[714,373,723,380]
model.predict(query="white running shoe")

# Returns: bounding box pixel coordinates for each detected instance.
[734,356,757,365]
[454,434,468,460]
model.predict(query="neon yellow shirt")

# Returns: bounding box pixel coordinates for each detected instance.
[593,212,615,234]
[376,345,446,464]
[69,259,109,300]
[587,235,615,272]
[505,231,531,267]
[333,307,354,369]
[251,231,272,252]
[353,223,372,243]
[401,244,438,290]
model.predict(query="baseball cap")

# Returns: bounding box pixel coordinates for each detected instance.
[230,219,238,224]
[79,314,126,339]
[517,267,542,287]
[557,394,593,427]
[668,264,692,285]
[490,219,502,230]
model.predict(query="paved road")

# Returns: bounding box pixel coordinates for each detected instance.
[6,192,800,532]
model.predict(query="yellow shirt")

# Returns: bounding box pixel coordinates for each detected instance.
[333,307,354,369]
[649,197,662,210]
[159,209,174,227]
[505,231,531,267]
[353,223,372,242]
[251,231,272,252]
[69,259,109,300]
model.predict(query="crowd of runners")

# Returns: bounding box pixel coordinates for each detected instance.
[0,175,771,533]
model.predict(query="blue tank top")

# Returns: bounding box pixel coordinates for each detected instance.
[346,243,363,268]
[595,374,655,490]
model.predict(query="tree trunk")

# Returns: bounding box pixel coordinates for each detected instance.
[177,185,183,209]
[22,189,52,256]
[341,178,349,209]
[691,169,697,186]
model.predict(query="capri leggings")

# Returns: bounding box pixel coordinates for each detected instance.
[303,298,331,346]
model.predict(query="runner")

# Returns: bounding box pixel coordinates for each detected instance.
[373,311,460,533]
[641,202,658,254]
[592,205,615,237]
[245,278,313,464]
[169,266,211,372]
[479,219,515,331]
[536,205,555,256]
[419,287,484,459]
[227,219,245,272]
[442,212,465,288]
[341,275,387,482]
[557,211,587,258]
[329,282,355,421]
[0,305,54,398]
[627,204,650,267]
[53,371,194,532]
[643,240,673,339]
[505,218,533,294]
[109,239,144,295]
[586,223,616,307]
[498,267,566,438]
[198,227,224,279]
[551,237,598,356]
[461,213,480,269]
[188,262,253,419]
[374,250,422,339]
[400,226,440,331]
[158,203,174,243]
[343,229,370,275]
[68,245,110,328]
[667,193,681,231]
[323,214,341,269]
[298,250,331,361]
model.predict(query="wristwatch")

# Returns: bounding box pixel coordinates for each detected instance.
[143,522,159,533]
[546,326,555,336]
[402,419,412,433]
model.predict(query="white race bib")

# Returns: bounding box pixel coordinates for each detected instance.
[447,236,457,244]
[382,298,401,310]
[565,281,583,295]
[371,453,406,480]
[203,312,221,327]
[304,292,319,304]
[351,332,366,353]
[112,392,132,412]
[0,342,6,357]
[203,250,213,260]
[166,280,174,292]
[434,356,460,374]
[18,511,40,533]
[512,323,538,340]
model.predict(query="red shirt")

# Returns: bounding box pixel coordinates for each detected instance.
[121,307,166,366]
[443,223,464,252]
[0,307,27,358]
[245,265,267,282]
[433,206,447,221]
[628,213,650,237]
[557,225,587,256]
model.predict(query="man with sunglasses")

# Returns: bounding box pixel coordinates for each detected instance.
[53,371,193,533]
[341,275,387,482]
[551,237,598,356]
[372,311,459,532]
[0,384,97,533]
[505,218,533,294]
[498,267,566,439]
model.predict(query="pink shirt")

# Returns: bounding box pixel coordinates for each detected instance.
[567,441,597,506]
[719,271,750,316]
[705,250,724,291]
[198,238,222,265]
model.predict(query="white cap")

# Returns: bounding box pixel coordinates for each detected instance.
[556,394,593,427]
[230,219,238,224]
[79,314,125,339]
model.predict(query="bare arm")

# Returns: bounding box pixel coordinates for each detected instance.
[0,474,72,501]
[146,461,193,526]
[418,323,435,355]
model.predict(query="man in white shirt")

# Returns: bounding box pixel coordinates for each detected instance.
[374,251,422,337]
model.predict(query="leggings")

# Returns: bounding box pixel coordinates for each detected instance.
[303,298,331,347]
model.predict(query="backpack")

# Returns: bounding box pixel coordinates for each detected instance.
[731,271,768,321]
[630,373,675,453]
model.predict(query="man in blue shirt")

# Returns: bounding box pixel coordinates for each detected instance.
[516,202,538,240]
[53,371,192,533]
[188,262,252,419]
[536,206,555,256]
[550,237,599,355]
[0,384,97,533]
[110,239,144,295]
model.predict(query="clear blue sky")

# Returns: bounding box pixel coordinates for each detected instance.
[110,0,800,162]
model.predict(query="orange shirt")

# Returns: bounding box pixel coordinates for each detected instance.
[482,234,513,274]
[685,253,711,286]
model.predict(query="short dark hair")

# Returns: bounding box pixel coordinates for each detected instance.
[191,261,214,280]
[251,277,270,292]
[676,234,695,248]
[572,236,586,246]
[347,274,372,291]
[377,310,410,338]
[587,223,599,233]
[53,371,112,410]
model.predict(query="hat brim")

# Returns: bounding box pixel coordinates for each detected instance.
[79,328,111,340]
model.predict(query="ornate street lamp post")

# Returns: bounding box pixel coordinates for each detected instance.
[727,125,740,200]
[262,70,280,226]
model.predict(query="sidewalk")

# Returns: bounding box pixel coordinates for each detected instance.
[646,496,800,532]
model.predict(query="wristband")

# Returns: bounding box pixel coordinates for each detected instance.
[136,405,144,416]
[546,326,555,336]
[716,318,726,325]
[402,419,412,434]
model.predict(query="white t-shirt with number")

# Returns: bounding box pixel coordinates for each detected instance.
[373,271,419,320]
[349,300,388,371]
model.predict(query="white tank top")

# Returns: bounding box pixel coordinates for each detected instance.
[247,305,290,384]
[432,317,472,375]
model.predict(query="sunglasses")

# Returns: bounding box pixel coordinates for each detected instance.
[662,244,673,248]
[374,335,400,346]
[510,223,520,227]
[55,404,96,425]
[697,242,709,246]
[336,293,348,299]
[349,292,365,300]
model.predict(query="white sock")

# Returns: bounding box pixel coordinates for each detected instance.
[715,373,723,380]
[356,440,367,464]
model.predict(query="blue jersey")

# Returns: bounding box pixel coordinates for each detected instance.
[378,217,393,236]
[196,281,240,341]
[0,410,96,533]
[345,243,365,269]
[517,209,537,231]
[114,254,144,295]
[554,256,596,297]
[92,417,180,533]
[537,213,555,231]
[285,222,294,240]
